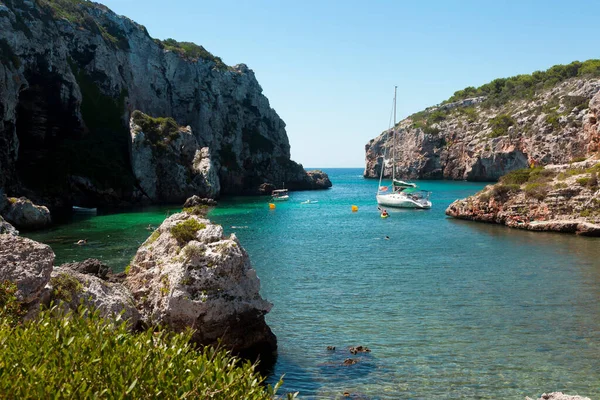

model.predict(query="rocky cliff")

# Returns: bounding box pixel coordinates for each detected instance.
[445,158,600,236]
[0,0,328,213]
[365,62,600,181]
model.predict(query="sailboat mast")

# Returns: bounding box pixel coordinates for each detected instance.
[392,85,397,182]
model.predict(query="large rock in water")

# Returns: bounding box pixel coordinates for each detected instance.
[130,110,220,202]
[2,197,51,230]
[125,211,277,362]
[0,235,53,307]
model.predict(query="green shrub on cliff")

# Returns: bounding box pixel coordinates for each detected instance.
[524,183,549,200]
[156,38,228,70]
[445,59,600,106]
[131,110,183,157]
[36,0,129,49]
[0,307,281,399]
[183,205,209,216]
[171,219,206,243]
[500,168,532,185]
[492,184,521,198]
[489,114,515,138]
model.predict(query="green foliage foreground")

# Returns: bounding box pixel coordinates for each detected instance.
[0,307,281,399]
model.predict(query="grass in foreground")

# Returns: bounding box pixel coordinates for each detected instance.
[0,306,285,399]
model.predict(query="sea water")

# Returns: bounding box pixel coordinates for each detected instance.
[25,168,600,399]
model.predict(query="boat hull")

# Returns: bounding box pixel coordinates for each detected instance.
[376,194,431,209]
[272,196,289,201]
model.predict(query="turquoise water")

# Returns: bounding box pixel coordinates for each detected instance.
[26,168,600,399]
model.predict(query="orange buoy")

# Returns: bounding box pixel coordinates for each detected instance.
[269,203,276,209]
[351,205,358,212]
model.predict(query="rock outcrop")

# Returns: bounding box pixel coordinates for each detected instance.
[59,258,112,281]
[365,76,600,181]
[130,110,219,203]
[446,159,600,236]
[2,196,51,230]
[47,267,140,328]
[183,195,217,208]
[0,0,329,212]
[525,393,591,400]
[0,235,54,310]
[0,215,18,236]
[125,211,277,361]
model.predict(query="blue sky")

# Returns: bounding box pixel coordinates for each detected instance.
[100,0,599,167]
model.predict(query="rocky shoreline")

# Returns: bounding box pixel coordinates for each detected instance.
[0,199,277,365]
[446,158,600,236]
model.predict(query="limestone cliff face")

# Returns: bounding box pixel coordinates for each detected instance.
[365,79,600,181]
[0,0,327,210]
[129,111,220,203]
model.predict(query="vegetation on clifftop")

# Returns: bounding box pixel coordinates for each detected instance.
[445,59,600,106]
[34,0,129,49]
[155,38,229,70]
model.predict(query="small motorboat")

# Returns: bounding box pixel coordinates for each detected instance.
[271,189,289,201]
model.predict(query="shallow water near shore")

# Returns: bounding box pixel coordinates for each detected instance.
[25,168,600,399]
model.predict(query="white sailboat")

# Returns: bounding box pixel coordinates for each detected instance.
[376,86,432,210]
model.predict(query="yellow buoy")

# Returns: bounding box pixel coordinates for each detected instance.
[351,205,358,212]
[269,203,276,209]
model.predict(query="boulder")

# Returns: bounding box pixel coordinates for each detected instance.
[3,197,51,230]
[183,195,217,208]
[306,169,333,188]
[59,258,112,280]
[130,111,220,203]
[0,215,18,236]
[125,211,277,362]
[0,235,53,306]
[46,268,140,328]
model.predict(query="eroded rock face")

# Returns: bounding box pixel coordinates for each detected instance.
[0,235,53,305]
[125,211,277,361]
[2,197,51,230]
[446,159,600,236]
[47,267,140,328]
[0,1,329,208]
[365,80,600,181]
[59,258,112,280]
[130,111,220,202]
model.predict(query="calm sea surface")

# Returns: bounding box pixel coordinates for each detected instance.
[25,168,600,399]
